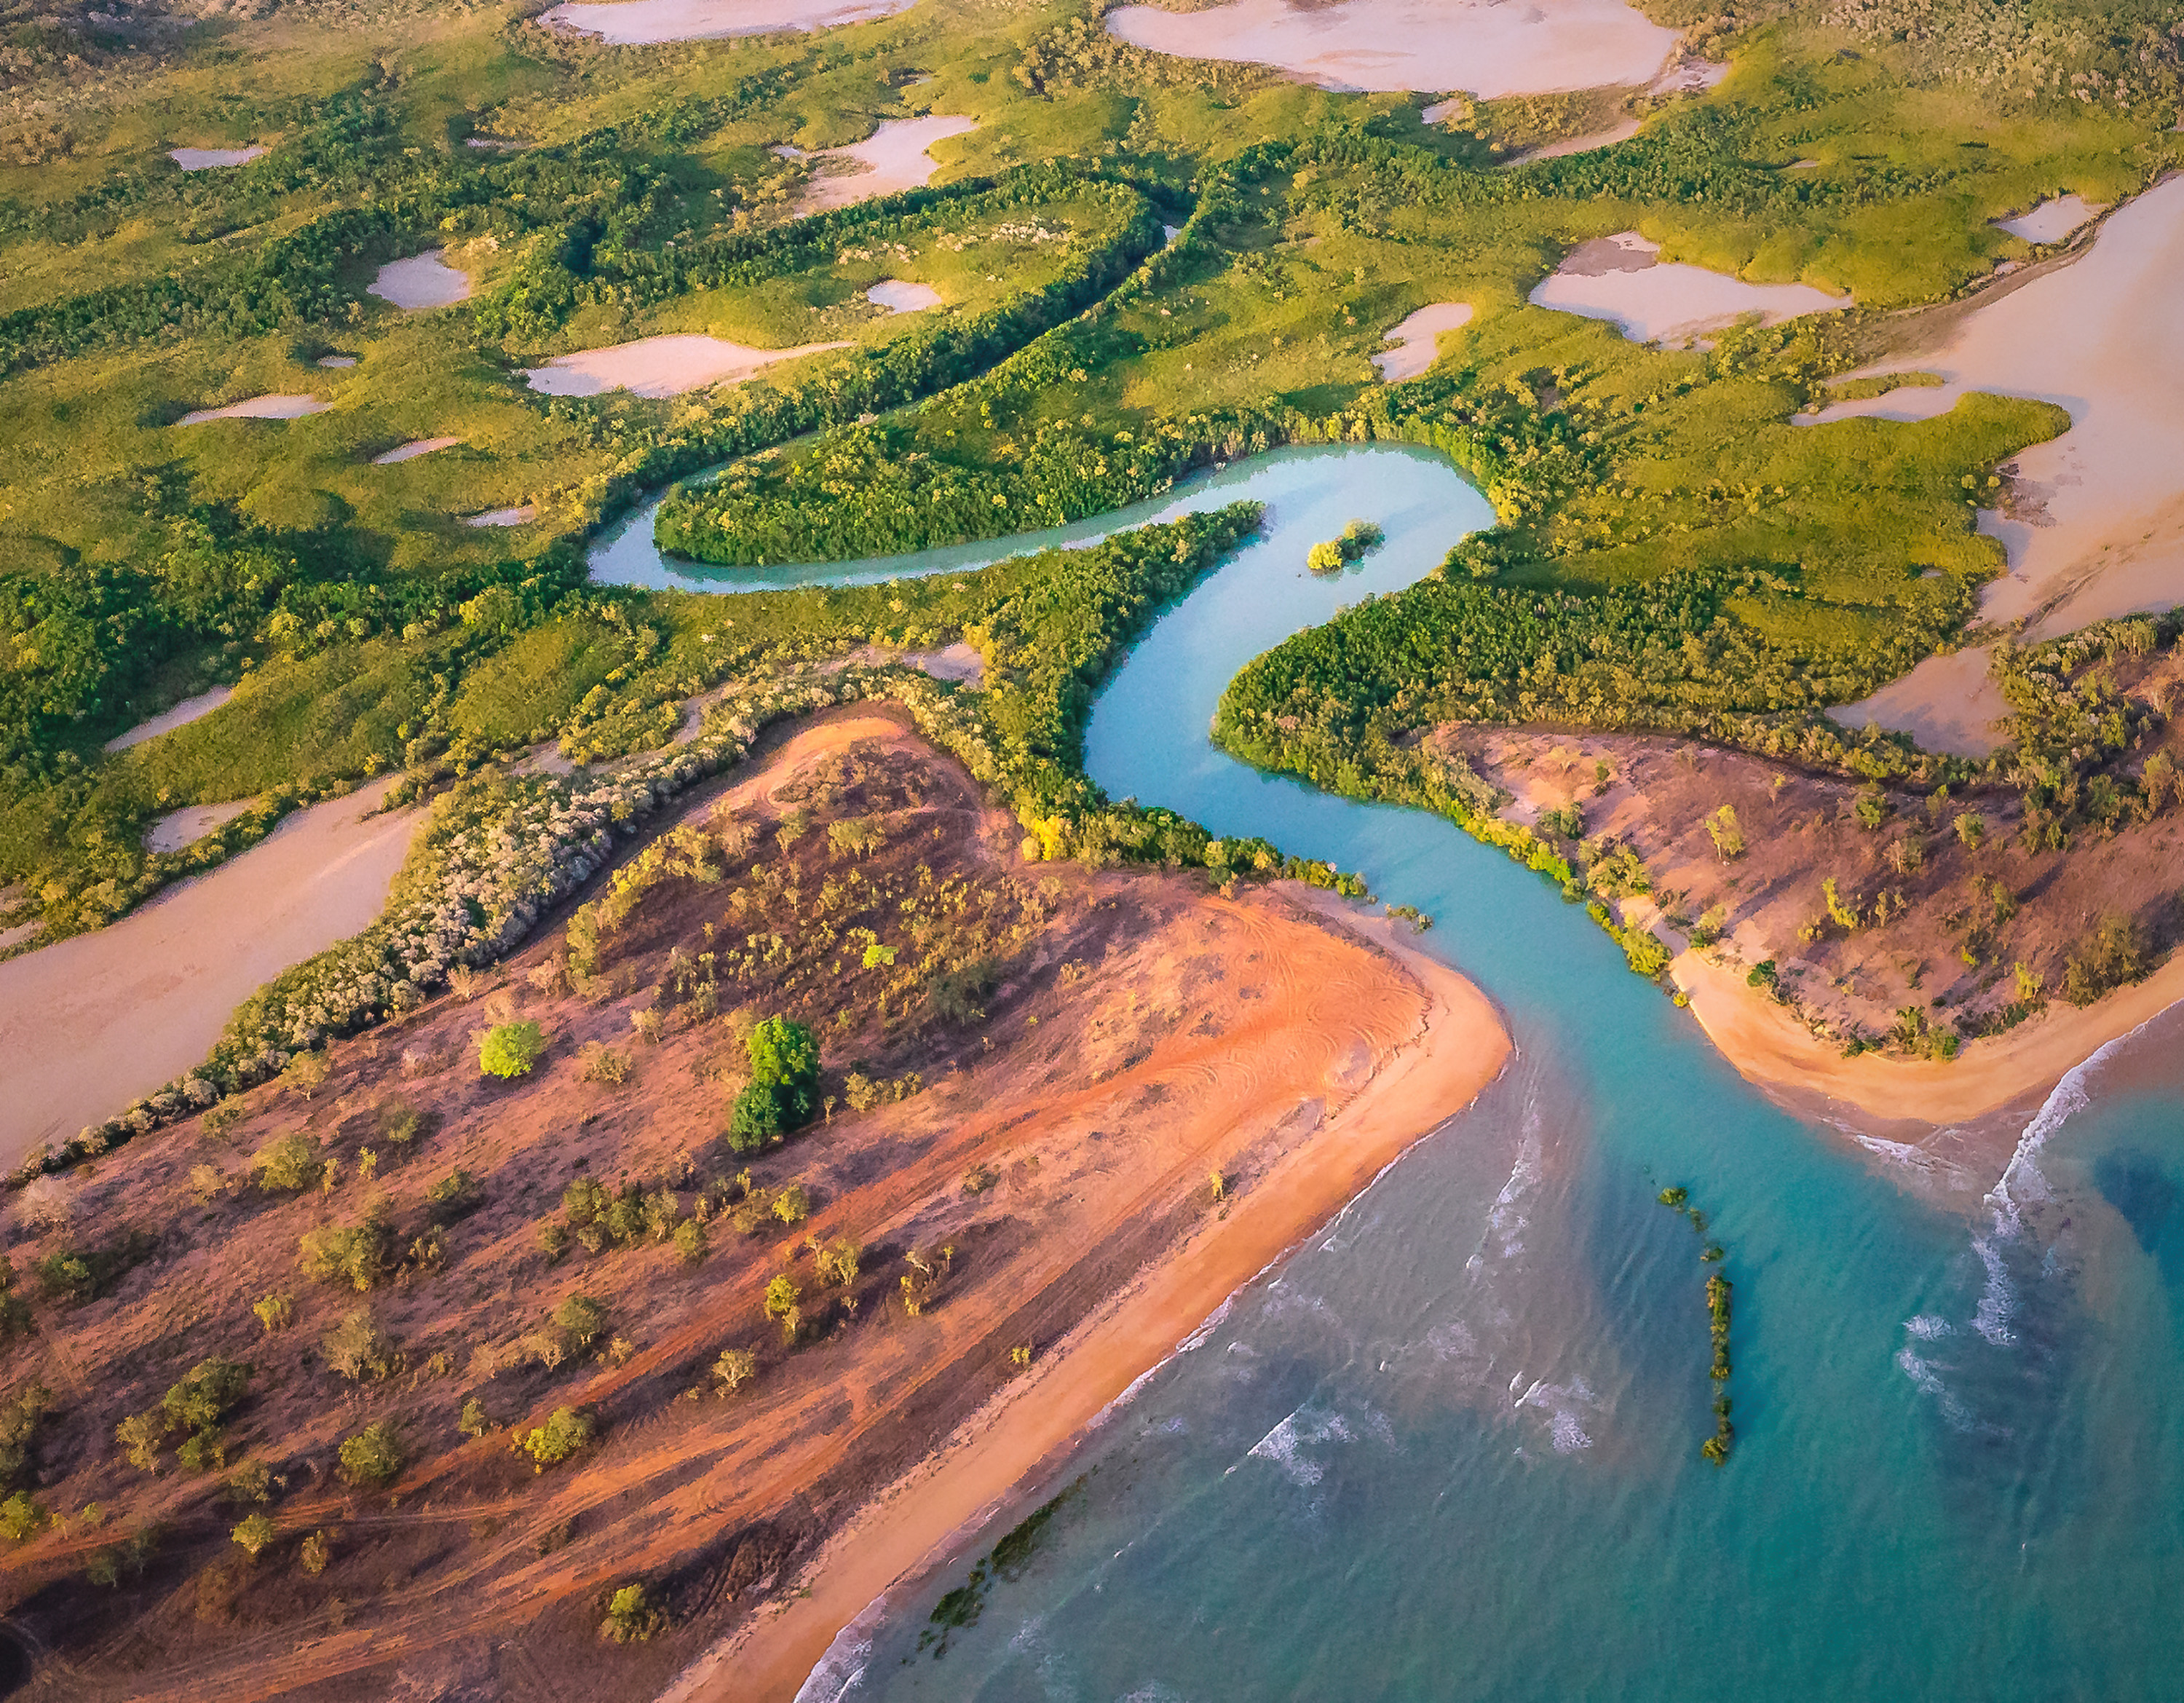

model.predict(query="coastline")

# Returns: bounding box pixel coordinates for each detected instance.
[1671,944,2184,1127]
[662,893,1511,1703]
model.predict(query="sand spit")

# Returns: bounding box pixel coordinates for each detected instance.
[1372,301,1474,381]
[1827,643,2006,758]
[174,394,328,425]
[103,684,234,753]
[168,146,264,170]
[1504,118,1642,165]
[540,0,913,43]
[1104,0,1679,98]
[522,332,850,398]
[368,249,472,311]
[797,115,978,215]
[697,888,1509,1702]
[372,435,462,465]
[1530,231,1846,344]
[1800,175,2184,641]
[0,778,417,1166]
[143,799,254,854]
[1996,193,2104,245]
[462,504,537,527]
[866,277,941,313]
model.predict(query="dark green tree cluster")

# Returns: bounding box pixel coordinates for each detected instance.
[729,1016,820,1153]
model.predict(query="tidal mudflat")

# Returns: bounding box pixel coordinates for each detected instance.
[1827,643,2005,759]
[174,394,329,425]
[143,799,255,854]
[368,249,471,310]
[1504,117,1642,165]
[1372,301,1473,380]
[1530,232,1847,344]
[796,115,978,213]
[523,332,849,398]
[103,685,234,753]
[1103,0,1679,98]
[866,278,941,313]
[372,435,463,464]
[539,0,913,42]
[463,504,538,526]
[0,778,416,1166]
[1803,175,2184,641]
[1995,193,2103,245]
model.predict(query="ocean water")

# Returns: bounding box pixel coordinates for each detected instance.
[629,446,2184,1701]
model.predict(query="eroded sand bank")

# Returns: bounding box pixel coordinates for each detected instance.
[368,250,472,310]
[1798,176,2184,641]
[681,890,1511,1703]
[523,332,849,398]
[1505,118,1642,165]
[1372,301,1473,381]
[1104,0,1679,98]
[143,799,254,854]
[1827,643,2006,758]
[1530,231,1847,344]
[540,0,913,43]
[373,435,462,465]
[796,114,978,214]
[103,685,234,753]
[175,395,328,425]
[1996,193,2103,245]
[0,778,419,1165]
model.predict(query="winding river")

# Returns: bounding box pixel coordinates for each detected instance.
[606,446,2184,1702]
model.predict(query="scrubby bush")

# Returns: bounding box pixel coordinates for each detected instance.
[338,1421,404,1487]
[602,1581,665,1643]
[516,1406,594,1469]
[321,1310,400,1383]
[231,1512,276,1558]
[299,1206,397,1292]
[553,1294,609,1352]
[300,1530,333,1575]
[250,1131,323,1194]
[713,1348,757,1395]
[479,1022,547,1079]
[2062,914,2147,1006]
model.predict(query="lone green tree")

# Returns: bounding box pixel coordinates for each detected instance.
[479,1022,547,1079]
[728,1017,820,1153]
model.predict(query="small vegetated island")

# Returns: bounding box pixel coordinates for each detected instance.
[0,0,2177,1691]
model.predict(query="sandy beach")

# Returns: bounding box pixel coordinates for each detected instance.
[673,891,1510,1703]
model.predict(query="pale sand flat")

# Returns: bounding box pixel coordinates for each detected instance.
[368,250,472,311]
[522,332,850,398]
[1797,176,2184,641]
[1105,0,1679,99]
[1504,118,1642,166]
[463,505,538,527]
[796,114,979,214]
[104,685,234,754]
[373,435,463,465]
[866,278,941,313]
[144,799,254,855]
[169,146,265,170]
[0,777,418,1165]
[1827,644,2006,758]
[175,394,329,425]
[540,0,912,42]
[1996,194,2104,246]
[1530,230,1845,344]
[1372,301,1474,381]
[317,354,358,368]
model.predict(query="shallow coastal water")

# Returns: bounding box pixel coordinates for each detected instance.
[683,447,2184,1702]
[1530,230,1847,344]
[523,332,850,399]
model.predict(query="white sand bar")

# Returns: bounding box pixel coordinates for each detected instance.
[145,799,255,855]
[104,685,234,753]
[370,250,471,312]
[0,778,419,1167]
[1505,119,1642,166]
[1828,644,2006,759]
[175,394,330,426]
[170,146,265,170]
[1372,302,1474,382]
[798,115,979,215]
[523,332,850,398]
[1995,194,2104,246]
[1797,176,2184,639]
[464,505,538,528]
[1104,0,1679,98]
[1530,232,1846,344]
[867,279,941,313]
[374,435,463,465]
[542,0,911,42]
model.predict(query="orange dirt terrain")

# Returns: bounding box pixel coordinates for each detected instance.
[0,708,1500,1702]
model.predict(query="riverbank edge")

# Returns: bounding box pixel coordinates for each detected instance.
[1670,944,2184,1126]
[657,889,1512,1703]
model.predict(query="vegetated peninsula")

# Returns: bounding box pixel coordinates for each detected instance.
[0,710,1503,1699]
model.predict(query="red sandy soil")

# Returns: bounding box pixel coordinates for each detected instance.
[0,708,1506,1703]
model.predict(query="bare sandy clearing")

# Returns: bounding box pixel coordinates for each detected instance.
[316,353,357,368]
[1800,175,2184,641]
[1504,118,1642,165]
[103,684,233,753]
[368,249,472,310]
[796,114,979,214]
[522,332,850,398]
[142,799,254,854]
[1996,193,2104,245]
[1827,644,2006,758]
[1372,301,1473,381]
[866,277,941,313]
[462,504,537,526]
[540,0,913,43]
[174,394,328,425]
[1104,0,1679,98]
[168,146,264,170]
[373,435,462,465]
[1530,231,1846,344]
[0,778,417,1166]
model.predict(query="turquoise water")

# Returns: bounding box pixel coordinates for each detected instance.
[610,447,2184,1702]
